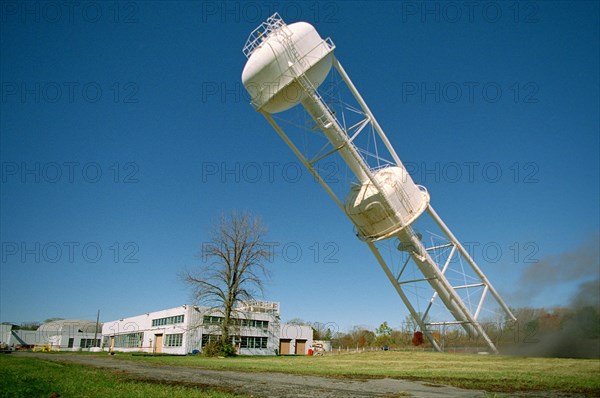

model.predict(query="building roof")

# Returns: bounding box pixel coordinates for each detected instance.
[37,320,102,333]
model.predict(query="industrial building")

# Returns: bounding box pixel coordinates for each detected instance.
[0,320,102,351]
[279,321,313,355]
[1,301,313,355]
[102,301,313,356]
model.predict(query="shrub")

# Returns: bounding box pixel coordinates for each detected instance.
[202,341,236,357]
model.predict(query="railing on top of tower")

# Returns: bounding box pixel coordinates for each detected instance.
[242,13,286,58]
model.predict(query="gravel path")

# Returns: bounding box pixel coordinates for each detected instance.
[20,352,485,398]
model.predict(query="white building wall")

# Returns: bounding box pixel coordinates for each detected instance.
[1,323,101,351]
[102,305,191,355]
[280,324,313,355]
[9,330,48,345]
[234,311,280,356]
[0,325,12,346]
[102,304,280,355]
[47,332,101,351]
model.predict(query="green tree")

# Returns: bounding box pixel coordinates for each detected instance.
[376,321,392,336]
[375,321,393,347]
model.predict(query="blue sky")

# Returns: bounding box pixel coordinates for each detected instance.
[1,1,598,332]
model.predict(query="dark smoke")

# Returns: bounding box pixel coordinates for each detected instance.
[512,234,599,303]
[504,233,600,358]
[570,277,600,309]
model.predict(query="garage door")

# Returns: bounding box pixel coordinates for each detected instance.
[295,339,306,355]
[279,339,291,355]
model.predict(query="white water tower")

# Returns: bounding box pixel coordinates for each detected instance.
[242,14,515,353]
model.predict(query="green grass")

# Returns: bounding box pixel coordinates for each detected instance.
[0,354,246,398]
[112,350,600,395]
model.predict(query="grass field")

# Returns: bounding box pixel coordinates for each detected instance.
[113,350,600,395]
[0,354,247,398]
[2,351,599,397]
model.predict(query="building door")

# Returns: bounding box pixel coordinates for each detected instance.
[68,338,74,348]
[154,334,163,353]
[295,339,306,355]
[279,339,291,355]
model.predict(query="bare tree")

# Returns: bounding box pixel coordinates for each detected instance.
[182,211,270,350]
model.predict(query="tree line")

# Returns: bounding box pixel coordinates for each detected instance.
[296,305,599,357]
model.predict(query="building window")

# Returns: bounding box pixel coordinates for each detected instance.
[202,316,223,325]
[201,334,240,347]
[202,316,268,330]
[201,334,222,347]
[240,319,269,330]
[151,314,184,327]
[164,334,183,347]
[67,338,74,348]
[79,338,101,348]
[240,336,267,349]
[201,334,267,349]
[113,332,144,348]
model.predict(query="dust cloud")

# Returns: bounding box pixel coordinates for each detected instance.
[504,233,599,358]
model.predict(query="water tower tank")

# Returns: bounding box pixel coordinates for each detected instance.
[345,166,429,240]
[242,13,517,355]
[242,22,334,113]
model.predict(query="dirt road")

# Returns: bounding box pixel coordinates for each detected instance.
[21,352,485,397]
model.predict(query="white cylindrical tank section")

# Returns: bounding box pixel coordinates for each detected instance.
[242,14,429,238]
[242,21,334,113]
[300,95,369,182]
[345,166,429,241]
